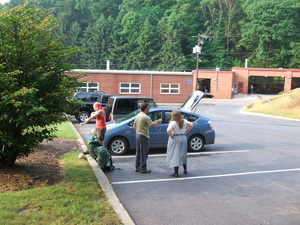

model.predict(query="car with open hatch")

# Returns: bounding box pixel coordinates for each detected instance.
[103,91,215,155]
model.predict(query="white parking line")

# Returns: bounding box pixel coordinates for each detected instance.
[187,150,250,156]
[111,168,300,185]
[112,150,250,159]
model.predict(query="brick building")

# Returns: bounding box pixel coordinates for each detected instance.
[65,67,300,103]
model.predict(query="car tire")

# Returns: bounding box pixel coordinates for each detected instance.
[75,113,80,121]
[77,111,90,123]
[108,137,128,155]
[188,135,204,152]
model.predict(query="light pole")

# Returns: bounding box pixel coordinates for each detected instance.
[215,66,220,90]
[193,34,202,71]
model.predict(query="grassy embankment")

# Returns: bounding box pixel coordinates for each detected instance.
[243,88,300,119]
[0,121,121,225]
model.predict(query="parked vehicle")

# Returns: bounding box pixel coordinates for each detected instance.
[104,91,215,155]
[106,96,157,121]
[72,92,115,122]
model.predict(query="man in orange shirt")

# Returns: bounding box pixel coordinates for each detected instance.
[81,102,106,145]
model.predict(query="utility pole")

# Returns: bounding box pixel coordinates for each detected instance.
[192,33,211,91]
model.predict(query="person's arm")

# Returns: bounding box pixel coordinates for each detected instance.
[167,122,174,138]
[184,121,193,135]
[133,120,136,131]
[80,110,101,125]
[150,119,162,128]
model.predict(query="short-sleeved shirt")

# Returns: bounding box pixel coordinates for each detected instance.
[134,112,153,138]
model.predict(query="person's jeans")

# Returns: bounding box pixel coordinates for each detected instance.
[135,134,149,170]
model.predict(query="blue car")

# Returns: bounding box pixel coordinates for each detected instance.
[103,91,215,155]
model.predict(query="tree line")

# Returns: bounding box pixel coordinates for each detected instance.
[1,0,300,71]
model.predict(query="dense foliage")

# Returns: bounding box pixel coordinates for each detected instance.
[1,0,300,71]
[0,3,80,165]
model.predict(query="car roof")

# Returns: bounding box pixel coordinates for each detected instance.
[108,96,155,100]
[74,92,113,97]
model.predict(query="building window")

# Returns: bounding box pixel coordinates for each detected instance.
[79,82,99,92]
[120,83,141,94]
[160,83,180,94]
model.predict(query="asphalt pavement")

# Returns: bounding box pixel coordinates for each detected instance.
[71,94,300,225]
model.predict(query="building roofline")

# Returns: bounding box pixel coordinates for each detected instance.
[232,67,300,72]
[67,69,192,76]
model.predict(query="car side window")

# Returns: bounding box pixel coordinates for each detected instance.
[148,111,162,121]
[102,96,109,104]
[116,99,136,114]
[181,112,198,122]
[90,95,98,102]
[164,111,172,123]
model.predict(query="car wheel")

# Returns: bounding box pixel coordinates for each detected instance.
[78,111,90,123]
[188,135,204,152]
[108,137,128,155]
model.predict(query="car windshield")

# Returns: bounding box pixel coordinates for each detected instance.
[115,109,141,123]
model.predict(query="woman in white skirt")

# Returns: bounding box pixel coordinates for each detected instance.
[166,110,193,177]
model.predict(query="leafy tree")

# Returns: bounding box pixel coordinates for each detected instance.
[200,0,244,69]
[75,0,122,19]
[0,3,80,166]
[239,0,298,68]
[121,16,157,70]
[3,0,299,70]
[80,15,118,69]
[156,12,186,70]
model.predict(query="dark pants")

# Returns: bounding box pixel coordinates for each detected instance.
[135,134,149,170]
[93,128,106,142]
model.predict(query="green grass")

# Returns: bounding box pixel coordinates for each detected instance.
[51,120,78,139]
[243,88,300,119]
[0,152,121,225]
[0,119,121,225]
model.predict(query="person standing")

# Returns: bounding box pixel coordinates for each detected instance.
[133,103,162,173]
[166,110,193,177]
[81,102,106,145]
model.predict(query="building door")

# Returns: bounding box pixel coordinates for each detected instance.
[198,79,211,93]
[232,82,238,94]
[238,82,243,93]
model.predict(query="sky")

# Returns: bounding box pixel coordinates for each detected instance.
[0,0,10,4]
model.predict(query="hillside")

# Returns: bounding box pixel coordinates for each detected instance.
[243,88,300,119]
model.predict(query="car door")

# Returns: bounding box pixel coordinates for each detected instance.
[148,110,167,148]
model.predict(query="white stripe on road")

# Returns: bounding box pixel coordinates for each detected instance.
[187,150,250,156]
[113,150,250,159]
[111,168,300,185]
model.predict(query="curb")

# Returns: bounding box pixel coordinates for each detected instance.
[69,120,135,225]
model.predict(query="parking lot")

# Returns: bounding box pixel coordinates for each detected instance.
[72,96,300,225]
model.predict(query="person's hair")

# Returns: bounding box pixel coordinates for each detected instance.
[171,110,184,128]
[140,103,149,112]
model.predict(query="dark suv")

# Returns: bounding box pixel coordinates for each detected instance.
[72,92,115,122]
